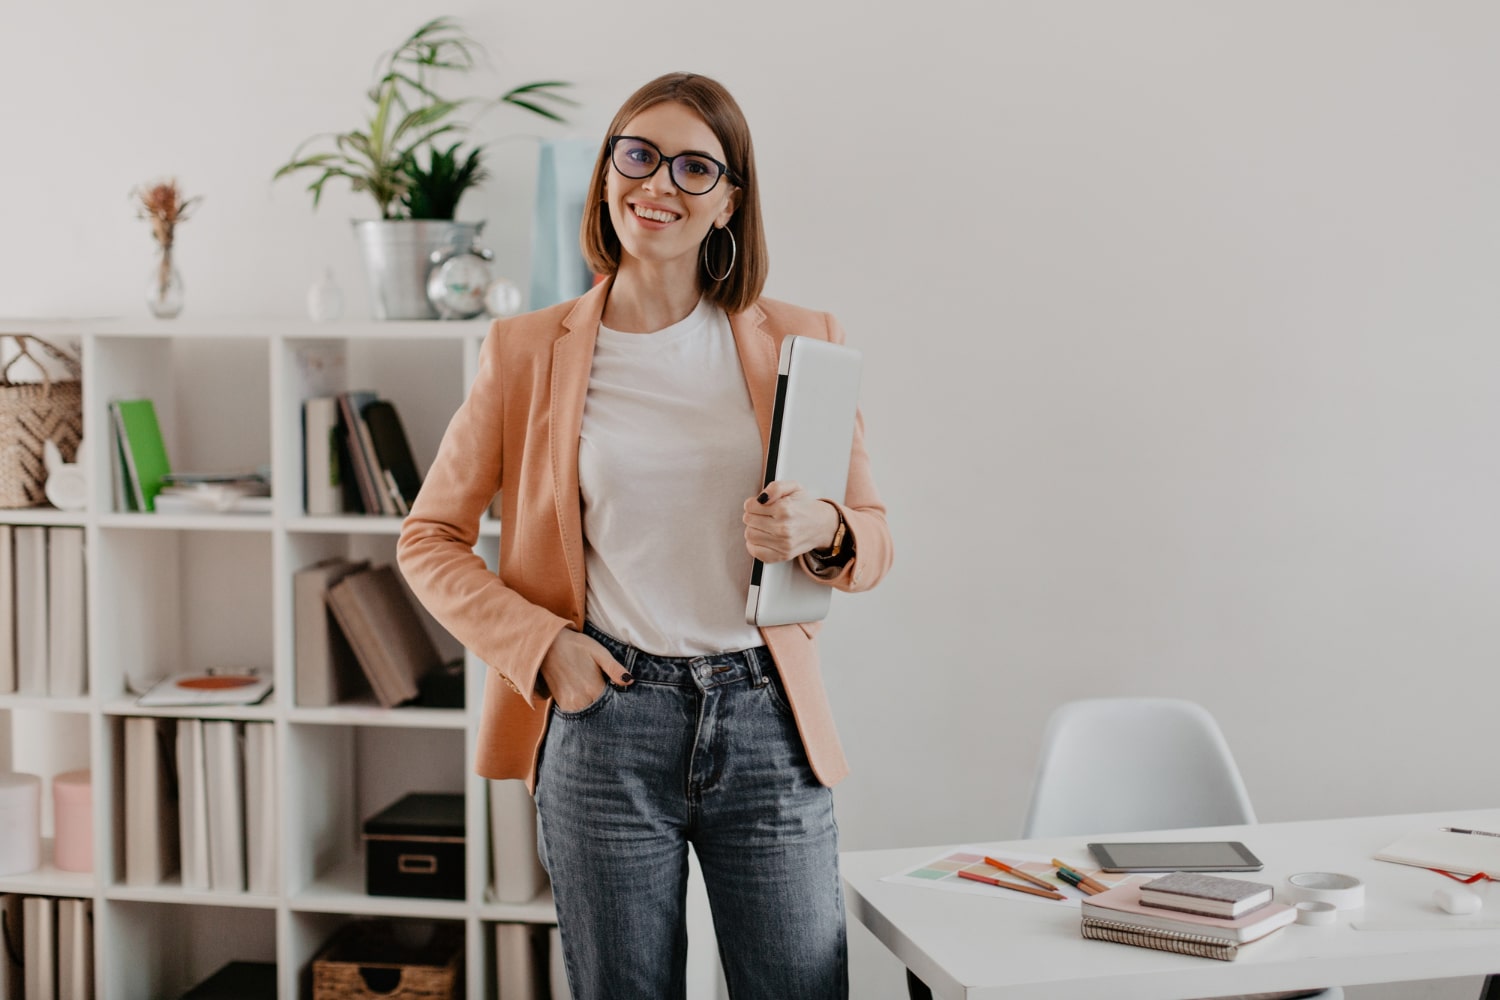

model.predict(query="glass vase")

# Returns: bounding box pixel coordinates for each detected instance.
[147,250,184,318]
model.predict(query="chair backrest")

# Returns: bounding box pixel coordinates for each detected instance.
[1021,697,1257,839]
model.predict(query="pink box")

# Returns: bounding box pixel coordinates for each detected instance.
[52,769,91,873]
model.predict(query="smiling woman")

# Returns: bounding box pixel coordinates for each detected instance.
[397,71,893,1000]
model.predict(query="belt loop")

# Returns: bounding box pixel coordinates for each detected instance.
[746,647,768,687]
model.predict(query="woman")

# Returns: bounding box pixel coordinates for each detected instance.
[398,71,892,1000]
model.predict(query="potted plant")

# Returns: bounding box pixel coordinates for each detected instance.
[273,17,573,319]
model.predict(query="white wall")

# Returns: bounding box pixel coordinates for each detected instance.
[5,2,1498,997]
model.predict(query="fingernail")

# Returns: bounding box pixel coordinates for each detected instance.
[620,671,634,684]
[757,492,769,504]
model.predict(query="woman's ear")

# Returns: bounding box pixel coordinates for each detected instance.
[716,187,741,228]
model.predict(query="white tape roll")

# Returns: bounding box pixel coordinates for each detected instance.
[1296,900,1338,926]
[1287,871,1365,910]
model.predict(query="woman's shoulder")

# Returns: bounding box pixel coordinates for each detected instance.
[743,297,845,344]
[484,296,588,356]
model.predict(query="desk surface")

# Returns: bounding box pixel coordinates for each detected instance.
[842,808,1500,1000]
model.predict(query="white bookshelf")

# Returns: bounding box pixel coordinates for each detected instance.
[1,316,570,999]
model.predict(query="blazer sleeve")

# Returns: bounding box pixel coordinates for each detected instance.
[799,311,893,593]
[397,322,571,709]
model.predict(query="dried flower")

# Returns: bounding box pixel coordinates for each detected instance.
[132,179,201,252]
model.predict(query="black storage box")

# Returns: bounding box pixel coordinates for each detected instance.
[362,792,466,900]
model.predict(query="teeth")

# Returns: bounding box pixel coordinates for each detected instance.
[633,205,679,223]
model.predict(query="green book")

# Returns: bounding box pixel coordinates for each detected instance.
[111,399,172,512]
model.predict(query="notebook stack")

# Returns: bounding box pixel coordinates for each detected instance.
[1080,871,1295,961]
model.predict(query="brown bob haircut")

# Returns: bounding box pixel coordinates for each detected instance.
[580,72,767,314]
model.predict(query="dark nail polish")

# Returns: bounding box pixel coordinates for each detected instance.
[620,671,634,684]
[757,492,769,504]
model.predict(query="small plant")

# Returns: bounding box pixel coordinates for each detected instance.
[273,17,573,220]
[132,178,201,310]
[400,141,490,220]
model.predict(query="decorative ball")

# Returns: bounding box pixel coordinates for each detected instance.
[484,278,523,318]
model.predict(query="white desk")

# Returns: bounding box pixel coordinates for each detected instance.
[842,809,1500,1000]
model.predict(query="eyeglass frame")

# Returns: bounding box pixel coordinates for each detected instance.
[607,135,739,195]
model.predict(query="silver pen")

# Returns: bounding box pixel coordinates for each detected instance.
[1441,827,1500,838]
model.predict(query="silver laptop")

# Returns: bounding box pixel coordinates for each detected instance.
[745,335,863,626]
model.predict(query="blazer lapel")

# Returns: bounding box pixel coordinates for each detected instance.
[550,279,610,623]
[729,302,778,452]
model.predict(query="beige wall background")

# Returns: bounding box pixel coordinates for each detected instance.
[4,2,1497,996]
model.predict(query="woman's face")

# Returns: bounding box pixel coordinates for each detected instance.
[605,101,739,273]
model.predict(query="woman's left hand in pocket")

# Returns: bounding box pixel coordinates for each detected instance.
[743,481,839,563]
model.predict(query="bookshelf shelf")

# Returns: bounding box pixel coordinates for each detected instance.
[0,317,562,1000]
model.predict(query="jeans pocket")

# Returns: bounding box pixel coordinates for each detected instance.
[550,680,616,720]
[764,670,795,720]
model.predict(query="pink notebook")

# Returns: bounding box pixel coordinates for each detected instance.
[1082,882,1296,943]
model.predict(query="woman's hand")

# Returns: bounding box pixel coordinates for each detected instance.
[539,629,632,712]
[742,480,841,563]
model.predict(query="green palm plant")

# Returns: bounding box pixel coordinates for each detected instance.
[400,141,490,220]
[273,17,573,220]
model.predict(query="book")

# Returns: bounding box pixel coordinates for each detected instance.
[549,926,569,999]
[0,895,21,997]
[293,557,371,707]
[57,897,92,1000]
[1375,827,1500,878]
[137,670,272,707]
[1080,915,1240,961]
[362,399,423,512]
[203,720,246,892]
[336,390,390,514]
[177,717,211,891]
[46,525,87,697]
[1081,881,1295,944]
[324,565,442,707]
[123,715,179,885]
[110,398,172,512]
[1137,870,1274,918]
[495,922,545,1000]
[303,396,344,515]
[22,895,55,1000]
[244,721,278,895]
[491,778,547,904]
[13,526,48,696]
[0,526,13,694]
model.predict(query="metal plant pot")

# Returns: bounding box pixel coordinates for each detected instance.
[352,220,485,320]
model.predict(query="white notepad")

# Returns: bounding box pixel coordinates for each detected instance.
[745,335,862,627]
[1374,828,1500,877]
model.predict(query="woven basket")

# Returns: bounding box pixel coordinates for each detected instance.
[312,920,462,1000]
[0,334,82,509]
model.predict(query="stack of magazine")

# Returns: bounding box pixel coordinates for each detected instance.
[1080,871,1295,961]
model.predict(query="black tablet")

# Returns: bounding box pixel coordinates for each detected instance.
[1086,840,1263,873]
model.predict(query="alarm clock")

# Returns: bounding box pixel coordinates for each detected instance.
[427,244,494,320]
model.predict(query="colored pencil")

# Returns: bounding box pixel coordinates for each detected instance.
[982,856,1059,893]
[1050,858,1108,893]
[957,869,1066,900]
[1055,868,1103,895]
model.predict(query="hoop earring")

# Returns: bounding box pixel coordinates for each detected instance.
[702,225,736,282]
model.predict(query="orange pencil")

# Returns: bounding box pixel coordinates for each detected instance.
[957,869,1067,900]
[983,856,1060,893]
[1050,858,1108,893]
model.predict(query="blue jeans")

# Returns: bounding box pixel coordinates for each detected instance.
[534,622,848,1000]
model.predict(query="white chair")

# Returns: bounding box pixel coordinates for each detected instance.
[1022,696,1257,839]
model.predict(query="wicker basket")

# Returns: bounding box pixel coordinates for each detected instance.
[312,920,463,1000]
[0,334,82,509]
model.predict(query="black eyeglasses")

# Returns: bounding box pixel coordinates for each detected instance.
[608,135,737,196]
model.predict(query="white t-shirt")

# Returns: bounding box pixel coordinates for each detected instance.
[579,297,766,656]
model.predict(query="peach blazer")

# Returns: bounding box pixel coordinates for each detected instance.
[397,278,892,789]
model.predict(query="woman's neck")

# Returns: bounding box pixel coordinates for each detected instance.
[601,260,703,333]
